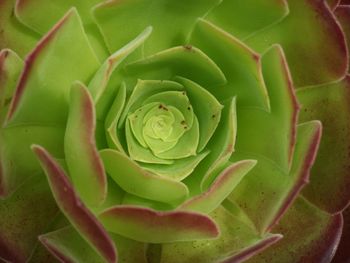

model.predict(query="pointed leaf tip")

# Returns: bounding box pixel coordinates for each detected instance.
[31,145,117,263]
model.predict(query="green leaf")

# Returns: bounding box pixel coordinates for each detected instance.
[100,149,189,205]
[0,124,64,197]
[15,0,109,60]
[105,83,127,153]
[6,8,100,126]
[186,97,236,193]
[179,160,256,214]
[297,77,350,213]
[119,80,184,128]
[39,226,108,263]
[141,151,209,182]
[230,121,321,233]
[245,0,347,87]
[93,0,222,55]
[205,0,289,39]
[235,45,299,172]
[124,46,226,89]
[0,0,39,58]
[32,145,117,263]
[0,49,23,127]
[99,205,219,243]
[160,206,282,263]
[65,82,107,207]
[126,119,174,165]
[189,19,269,109]
[88,26,152,101]
[174,77,223,152]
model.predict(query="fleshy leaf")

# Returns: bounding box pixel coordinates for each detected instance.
[141,151,209,181]
[32,145,117,263]
[174,77,223,152]
[230,120,321,233]
[0,175,58,263]
[15,0,109,60]
[245,0,348,87]
[88,26,152,101]
[205,0,289,39]
[0,49,23,123]
[124,46,226,89]
[99,205,219,243]
[93,0,222,54]
[297,76,350,213]
[187,97,236,193]
[235,45,299,173]
[6,8,100,126]
[179,160,256,214]
[160,206,282,263]
[39,226,106,263]
[246,197,343,263]
[0,125,64,197]
[0,0,39,58]
[65,82,107,207]
[189,19,269,109]
[105,83,127,153]
[119,80,184,128]
[100,149,189,205]
[125,119,174,165]
[110,233,148,263]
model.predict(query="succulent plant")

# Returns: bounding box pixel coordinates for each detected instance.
[1,0,350,262]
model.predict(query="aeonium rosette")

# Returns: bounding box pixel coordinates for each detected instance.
[0,1,349,263]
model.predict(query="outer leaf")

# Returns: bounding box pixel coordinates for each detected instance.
[88,26,152,101]
[110,233,148,263]
[15,0,109,60]
[230,120,321,233]
[160,206,282,263]
[184,97,236,195]
[93,0,222,54]
[6,8,100,126]
[179,160,256,214]
[100,149,189,205]
[0,0,39,58]
[205,0,289,39]
[246,0,348,87]
[0,125,64,197]
[335,6,350,73]
[39,226,106,263]
[297,76,350,213]
[32,145,117,263]
[246,197,343,263]
[65,82,107,207]
[332,205,350,262]
[189,19,269,109]
[0,49,23,123]
[0,175,58,263]
[99,205,219,243]
[235,45,299,173]
[124,46,226,89]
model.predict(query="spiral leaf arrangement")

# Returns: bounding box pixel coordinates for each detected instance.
[0,1,349,262]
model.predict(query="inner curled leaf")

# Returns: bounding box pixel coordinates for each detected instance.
[119,79,223,181]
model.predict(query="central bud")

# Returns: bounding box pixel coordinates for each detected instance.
[120,79,223,180]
